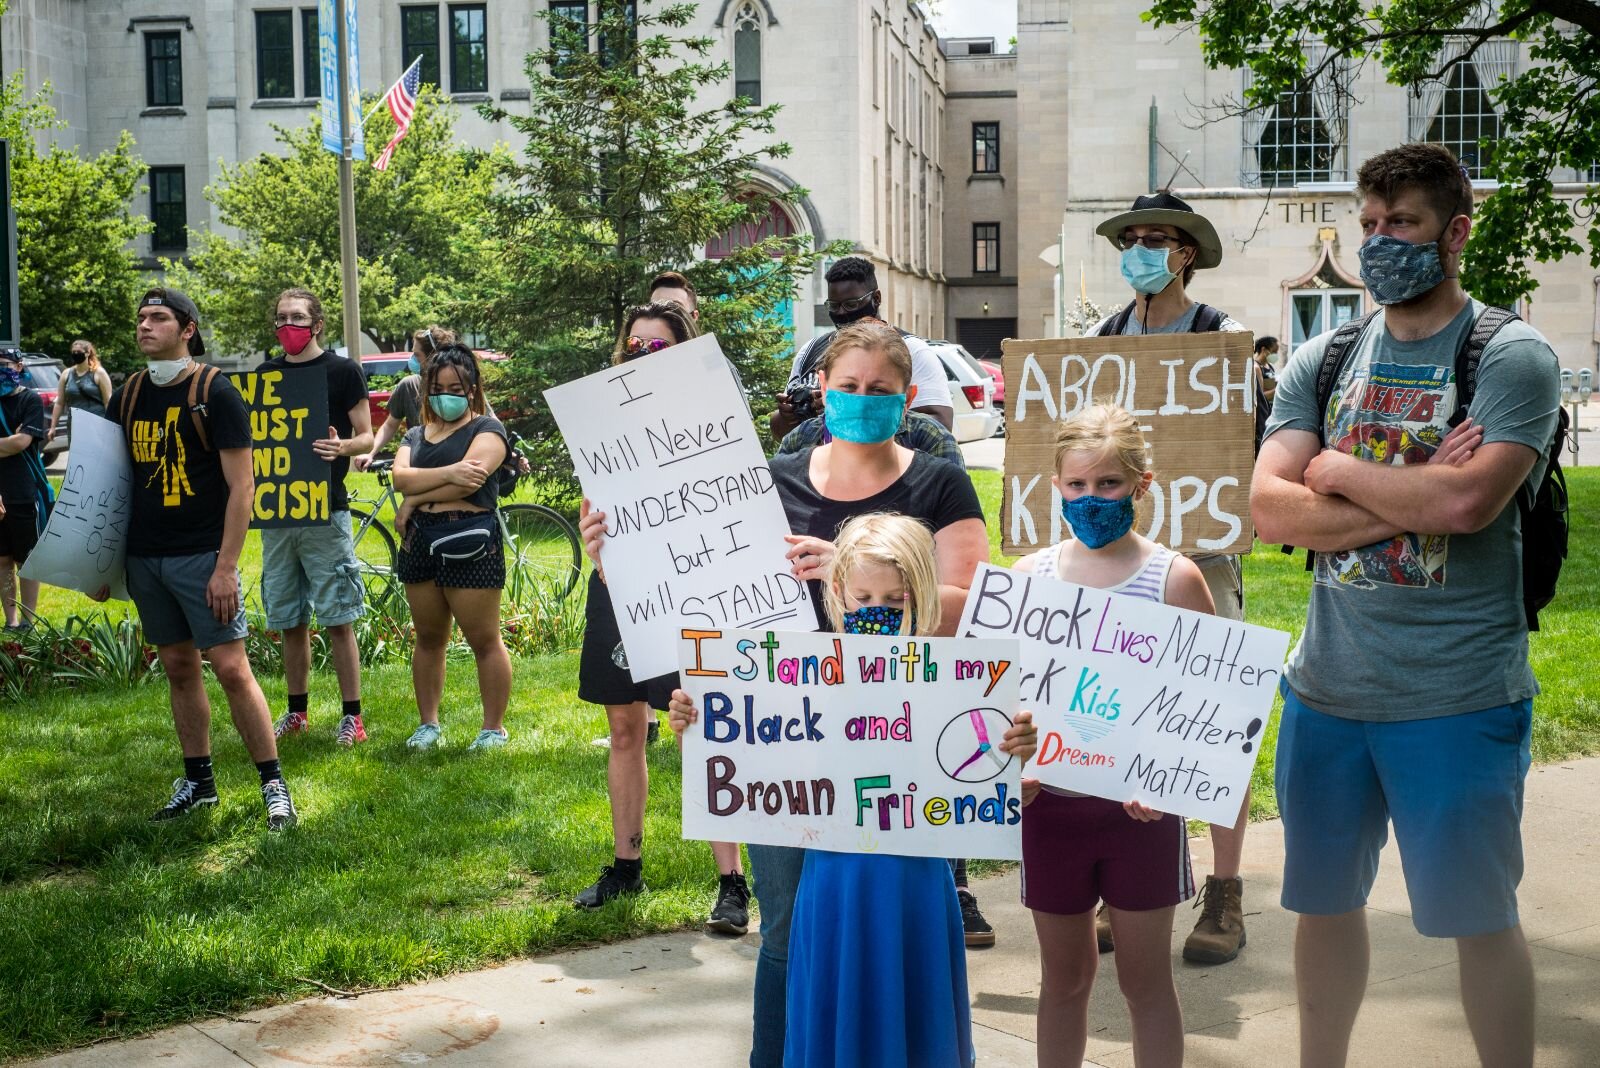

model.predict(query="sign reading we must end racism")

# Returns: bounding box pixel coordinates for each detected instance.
[957,563,1290,825]
[1001,331,1257,556]
[678,627,1024,859]
[227,368,331,529]
[544,335,813,681]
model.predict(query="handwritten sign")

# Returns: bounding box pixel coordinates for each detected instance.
[544,335,813,680]
[20,413,131,599]
[228,369,331,528]
[678,627,1024,859]
[957,563,1290,825]
[1001,332,1256,556]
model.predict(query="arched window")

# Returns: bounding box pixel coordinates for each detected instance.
[706,196,794,259]
[733,2,761,104]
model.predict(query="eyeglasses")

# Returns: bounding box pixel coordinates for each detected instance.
[623,336,673,358]
[1117,234,1183,251]
[824,292,876,314]
[274,315,314,327]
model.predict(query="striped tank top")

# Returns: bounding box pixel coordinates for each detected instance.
[1033,541,1176,603]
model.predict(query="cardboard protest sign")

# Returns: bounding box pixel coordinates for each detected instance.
[20,413,131,600]
[1001,332,1257,556]
[227,368,331,528]
[957,563,1290,824]
[544,335,813,680]
[678,627,1025,859]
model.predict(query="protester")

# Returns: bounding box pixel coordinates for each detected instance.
[392,343,513,752]
[1254,336,1281,403]
[1089,192,1254,964]
[648,270,700,324]
[1011,403,1214,1066]
[1254,143,1560,1068]
[47,339,113,439]
[261,289,375,746]
[668,513,1037,1067]
[776,407,966,468]
[769,256,954,439]
[355,325,456,470]
[572,301,752,937]
[0,347,48,631]
[110,289,296,830]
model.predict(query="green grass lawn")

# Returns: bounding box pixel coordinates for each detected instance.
[1,467,1595,1059]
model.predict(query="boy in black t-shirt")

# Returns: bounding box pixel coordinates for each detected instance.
[109,289,297,831]
[0,347,47,630]
[257,289,374,746]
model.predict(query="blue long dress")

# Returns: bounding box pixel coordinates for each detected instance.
[783,849,974,1067]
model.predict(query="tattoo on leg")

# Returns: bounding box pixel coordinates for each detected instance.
[628,832,643,851]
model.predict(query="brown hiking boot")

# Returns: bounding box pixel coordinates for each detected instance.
[1183,875,1246,964]
[1095,902,1114,953]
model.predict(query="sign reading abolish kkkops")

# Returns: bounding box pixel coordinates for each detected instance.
[543,335,814,681]
[227,368,331,528]
[20,413,131,600]
[678,627,1025,859]
[957,563,1290,825]
[1000,332,1257,556]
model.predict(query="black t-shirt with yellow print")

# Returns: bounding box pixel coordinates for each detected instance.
[111,371,252,558]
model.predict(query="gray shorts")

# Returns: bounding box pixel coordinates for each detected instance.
[127,551,249,650]
[1196,554,1244,622]
[260,510,365,630]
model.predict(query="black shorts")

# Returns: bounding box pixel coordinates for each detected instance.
[0,505,39,564]
[577,570,678,711]
[397,509,506,589]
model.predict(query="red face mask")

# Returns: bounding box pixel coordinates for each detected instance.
[276,323,315,356]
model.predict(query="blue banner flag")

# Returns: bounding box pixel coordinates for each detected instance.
[319,0,366,160]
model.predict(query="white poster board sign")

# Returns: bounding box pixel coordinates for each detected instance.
[956,563,1291,824]
[679,627,1024,859]
[544,335,813,680]
[20,413,131,600]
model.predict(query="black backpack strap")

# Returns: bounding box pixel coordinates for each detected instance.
[1189,303,1224,333]
[1098,300,1138,337]
[1451,305,1520,420]
[1314,312,1379,441]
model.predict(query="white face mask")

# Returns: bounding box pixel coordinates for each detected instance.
[146,356,192,387]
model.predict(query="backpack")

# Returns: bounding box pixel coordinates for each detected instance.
[116,364,222,451]
[1297,306,1570,631]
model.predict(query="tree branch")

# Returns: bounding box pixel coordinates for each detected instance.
[1533,0,1600,39]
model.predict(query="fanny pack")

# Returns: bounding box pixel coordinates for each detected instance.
[415,511,499,562]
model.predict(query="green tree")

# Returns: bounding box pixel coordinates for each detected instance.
[164,86,510,356]
[1143,0,1600,306]
[480,1,840,495]
[2,73,149,369]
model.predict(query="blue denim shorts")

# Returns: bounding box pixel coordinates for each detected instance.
[1276,680,1533,938]
[260,510,365,630]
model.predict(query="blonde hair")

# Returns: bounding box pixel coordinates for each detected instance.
[823,513,941,637]
[819,322,913,391]
[1054,403,1150,479]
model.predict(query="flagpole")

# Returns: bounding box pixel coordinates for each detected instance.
[335,0,362,361]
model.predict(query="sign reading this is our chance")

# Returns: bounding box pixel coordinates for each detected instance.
[20,413,131,600]
[957,563,1290,825]
[678,627,1025,859]
[543,335,813,681]
[1001,331,1257,556]
[227,368,331,528]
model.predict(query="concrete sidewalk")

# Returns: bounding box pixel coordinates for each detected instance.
[23,759,1600,1068]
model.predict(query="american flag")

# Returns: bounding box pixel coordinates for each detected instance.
[373,57,423,172]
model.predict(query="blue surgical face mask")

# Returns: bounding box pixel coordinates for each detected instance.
[428,392,470,421]
[1061,494,1137,549]
[1358,231,1448,306]
[1120,245,1179,296]
[408,354,422,374]
[842,604,909,636]
[824,390,905,445]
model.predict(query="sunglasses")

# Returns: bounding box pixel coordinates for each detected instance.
[623,335,673,358]
[824,292,875,314]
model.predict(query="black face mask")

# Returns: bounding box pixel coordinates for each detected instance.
[68,353,87,365]
[829,300,880,328]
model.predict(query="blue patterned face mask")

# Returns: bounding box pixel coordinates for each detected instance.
[1358,231,1448,305]
[825,390,905,444]
[842,604,909,635]
[1061,495,1137,549]
[0,366,21,397]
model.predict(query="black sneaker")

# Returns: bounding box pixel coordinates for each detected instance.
[706,872,751,936]
[646,720,661,745]
[149,777,218,822]
[261,779,298,832]
[574,864,644,909]
[958,888,995,948]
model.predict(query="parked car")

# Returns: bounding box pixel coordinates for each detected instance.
[21,355,68,459]
[925,341,1002,444]
[359,350,508,428]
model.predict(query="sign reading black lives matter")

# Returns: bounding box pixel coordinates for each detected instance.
[544,335,815,680]
[227,367,331,529]
[1001,332,1257,556]
[958,563,1291,825]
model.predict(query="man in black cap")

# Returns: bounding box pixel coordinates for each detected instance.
[1089,193,1253,966]
[107,288,297,831]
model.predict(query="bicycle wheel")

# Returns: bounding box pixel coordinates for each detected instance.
[349,506,400,606]
[499,503,581,601]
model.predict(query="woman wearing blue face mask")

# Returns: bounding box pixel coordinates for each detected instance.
[355,325,457,472]
[392,343,514,752]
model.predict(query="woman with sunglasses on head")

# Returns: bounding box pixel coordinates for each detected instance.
[46,340,113,443]
[391,343,514,752]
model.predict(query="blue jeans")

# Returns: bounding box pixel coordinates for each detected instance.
[747,843,805,1068]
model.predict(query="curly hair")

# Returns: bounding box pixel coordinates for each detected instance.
[824,255,879,290]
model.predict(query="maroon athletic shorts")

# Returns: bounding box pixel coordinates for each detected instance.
[1020,790,1195,915]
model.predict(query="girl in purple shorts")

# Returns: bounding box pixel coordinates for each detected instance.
[1011,404,1216,1067]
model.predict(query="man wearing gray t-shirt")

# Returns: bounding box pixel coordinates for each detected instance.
[1255,144,1559,1068]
